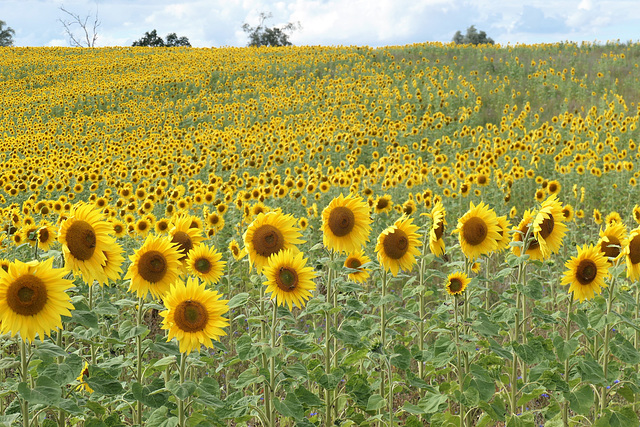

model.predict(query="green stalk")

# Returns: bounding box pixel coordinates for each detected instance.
[57,329,65,427]
[259,287,271,423]
[562,295,574,427]
[20,339,29,427]
[178,353,187,427]
[379,268,389,414]
[89,282,97,364]
[510,290,520,416]
[269,301,278,426]
[136,297,144,426]
[387,358,394,427]
[454,296,464,427]
[600,275,617,413]
[324,251,335,426]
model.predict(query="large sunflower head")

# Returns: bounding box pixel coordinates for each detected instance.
[561,244,610,302]
[186,245,226,285]
[243,211,304,273]
[428,201,446,257]
[99,243,125,286]
[0,258,75,342]
[445,272,470,297]
[160,277,229,354]
[125,235,183,299]
[321,194,372,254]
[58,203,116,285]
[344,250,372,284]
[624,228,640,281]
[375,215,422,276]
[262,249,317,311]
[452,201,501,261]
[169,215,204,263]
[532,195,568,259]
[598,222,628,263]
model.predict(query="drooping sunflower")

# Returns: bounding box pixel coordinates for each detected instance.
[229,239,246,261]
[0,258,75,342]
[58,204,116,284]
[452,202,501,261]
[169,215,204,264]
[593,209,603,225]
[243,211,304,273]
[428,201,446,257]
[160,277,229,354]
[376,215,421,276]
[624,228,640,281]
[99,243,125,286]
[511,209,544,261]
[598,222,628,263]
[186,245,226,285]
[495,215,512,252]
[262,249,317,311]
[322,194,372,254]
[532,195,568,259]
[76,362,93,393]
[561,244,610,302]
[632,205,640,225]
[125,235,183,299]
[37,223,58,251]
[344,250,372,283]
[445,272,470,296]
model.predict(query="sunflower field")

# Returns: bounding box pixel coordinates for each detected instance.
[2,41,640,426]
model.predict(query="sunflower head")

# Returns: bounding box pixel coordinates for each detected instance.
[263,249,317,311]
[125,235,183,299]
[446,272,470,296]
[344,250,372,284]
[243,212,304,273]
[76,362,94,393]
[624,228,640,281]
[453,202,501,261]
[186,245,226,285]
[561,244,610,302]
[322,194,372,254]
[376,216,421,276]
[428,201,446,257]
[598,222,628,262]
[169,214,204,262]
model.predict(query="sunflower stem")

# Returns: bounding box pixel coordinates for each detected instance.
[20,339,29,427]
[269,300,278,427]
[259,287,271,426]
[56,328,65,427]
[562,295,574,427]
[324,251,336,426]
[453,296,465,427]
[379,268,389,420]
[600,274,617,414]
[136,297,144,426]
[511,290,520,416]
[178,352,187,427]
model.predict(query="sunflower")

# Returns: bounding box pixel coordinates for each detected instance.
[633,205,640,225]
[0,258,75,342]
[243,211,303,273]
[532,195,567,259]
[58,204,116,284]
[428,201,446,257]
[322,194,372,254]
[562,204,574,222]
[624,228,640,281]
[229,239,246,261]
[76,362,93,393]
[125,235,183,299]
[160,277,229,354]
[593,209,603,225]
[445,272,470,296]
[169,214,204,263]
[561,244,610,302]
[111,219,127,238]
[186,245,226,285]
[376,216,421,276]
[134,218,152,237]
[155,218,171,235]
[598,222,628,262]
[546,180,561,195]
[36,223,58,251]
[344,250,372,283]
[452,202,501,261]
[262,249,317,311]
[605,211,622,226]
[495,215,512,252]
[511,209,544,261]
[100,243,125,286]
[374,195,393,214]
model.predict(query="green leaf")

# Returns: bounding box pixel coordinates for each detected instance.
[85,366,123,395]
[506,412,535,427]
[282,334,319,353]
[0,358,19,370]
[472,314,501,337]
[520,278,542,300]
[553,336,579,361]
[517,387,545,407]
[366,394,386,411]
[273,393,304,420]
[610,333,640,364]
[391,345,411,370]
[18,377,61,406]
[345,374,372,408]
[149,341,181,356]
[233,367,264,389]
[33,341,66,359]
[84,419,108,427]
[227,292,250,308]
[566,385,594,416]
[93,301,120,316]
[0,415,20,427]
[71,310,99,329]
[236,334,260,360]
[166,379,196,400]
[132,379,170,408]
[402,402,426,415]
[147,407,179,427]
[577,355,606,386]
[418,392,448,414]
[594,406,639,427]
[294,386,323,407]
[283,363,308,380]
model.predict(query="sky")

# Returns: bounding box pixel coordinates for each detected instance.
[1,0,640,48]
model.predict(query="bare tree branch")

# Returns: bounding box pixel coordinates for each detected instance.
[59,4,101,47]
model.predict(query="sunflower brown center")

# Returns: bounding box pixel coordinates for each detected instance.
[629,236,640,265]
[600,237,621,259]
[171,231,193,259]
[328,206,355,237]
[252,224,284,258]
[448,278,463,294]
[462,217,487,246]
[138,250,167,283]
[38,228,49,243]
[194,257,212,274]
[65,220,97,261]
[276,267,298,291]
[539,215,555,239]
[576,259,597,285]
[376,198,389,210]
[114,224,123,234]
[174,300,209,332]
[433,220,444,240]
[383,229,409,260]
[7,274,48,316]
[347,258,361,269]
[138,221,148,231]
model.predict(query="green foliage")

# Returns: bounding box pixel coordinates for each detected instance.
[132,30,191,47]
[452,25,494,45]
[242,12,300,47]
[0,19,15,47]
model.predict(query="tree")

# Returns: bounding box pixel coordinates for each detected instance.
[132,30,191,47]
[59,5,100,47]
[452,25,494,45]
[242,12,300,47]
[0,20,15,47]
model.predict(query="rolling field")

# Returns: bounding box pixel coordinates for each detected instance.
[2,42,640,426]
